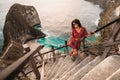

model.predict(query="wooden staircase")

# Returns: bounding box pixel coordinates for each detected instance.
[41,54,120,80]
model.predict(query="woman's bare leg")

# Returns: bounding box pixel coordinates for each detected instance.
[70,49,74,55]
[72,49,78,57]
[71,49,78,61]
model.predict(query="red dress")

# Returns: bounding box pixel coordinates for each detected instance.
[68,27,88,50]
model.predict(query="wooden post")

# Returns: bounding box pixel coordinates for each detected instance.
[113,44,119,55]
[51,46,56,62]
[82,37,86,49]
[37,51,43,60]
[49,53,52,61]
[40,61,46,80]
[65,41,69,53]
[16,75,21,80]
[29,57,41,80]
[21,70,27,78]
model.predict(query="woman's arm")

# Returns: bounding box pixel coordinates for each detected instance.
[68,29,74,45]
[68,35,72,41]
[68,34,73,44]
[84,27,95,37]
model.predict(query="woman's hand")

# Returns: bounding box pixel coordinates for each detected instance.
[68,40,71,45]
[75,38,78,41]
[87,31,95,37]
[90,31,95,35]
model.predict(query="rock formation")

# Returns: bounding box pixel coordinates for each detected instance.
[86,0,120,41]
[1,3,46,63]
[98,0,120,41]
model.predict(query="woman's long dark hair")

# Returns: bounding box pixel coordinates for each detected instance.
[71,19,82,29]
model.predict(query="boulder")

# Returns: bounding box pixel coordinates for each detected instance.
[1,3,46,62]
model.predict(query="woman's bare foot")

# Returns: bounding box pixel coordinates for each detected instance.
[71,51,78,61]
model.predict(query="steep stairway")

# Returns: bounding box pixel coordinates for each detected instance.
[43,53,120,80]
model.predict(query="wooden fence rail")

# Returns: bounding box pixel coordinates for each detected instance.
[0,45,43,80]
[0,41,69,80]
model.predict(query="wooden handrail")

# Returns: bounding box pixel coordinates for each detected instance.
[0,41,68,80]
[0,45,43,80]
[34,45,68,58]
[41,45,68,55]
[42,54,67,61]
[94,17,120,33]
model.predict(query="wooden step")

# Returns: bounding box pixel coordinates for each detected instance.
[52,53,89,80]
[48,56,71,80]
[46,59,59,76]
[47,56,66,79]
[50,56,74,80]
[59,55,95,80]
[44,54,53,71]
[106,68,120,80]
[45,61,53,72]
[45,55,62,72]
[67,56,102,80]
[45,54,66,71]
[81,55,120,80]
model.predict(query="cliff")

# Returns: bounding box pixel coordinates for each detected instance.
[98,0,120,41]
[1,3,46,63]
[86,0,120,41]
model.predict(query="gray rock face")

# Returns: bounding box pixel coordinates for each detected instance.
[86,0,120,41]
[97,0,120,41]
[1,3,46,62]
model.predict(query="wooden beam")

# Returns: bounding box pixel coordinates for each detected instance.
[0,45,43,80]
[65,41,69,53]
[101,22,120,59]
[94,17,120,33]
[51,46,56,62]
[29,57,41,80]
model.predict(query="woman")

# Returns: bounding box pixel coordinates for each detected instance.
[68,19,94,61]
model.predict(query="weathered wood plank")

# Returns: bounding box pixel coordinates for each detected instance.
[29,57,41,80]
[102,22,120,59]
[51,46,56,62]
[65,41,69,53]
[0,45,43,80]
